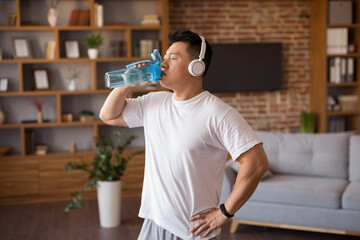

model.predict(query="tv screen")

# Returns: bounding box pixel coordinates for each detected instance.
[203,43,282,92]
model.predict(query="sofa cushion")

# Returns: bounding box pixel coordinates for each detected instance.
[249,174,348,209]
[349,135,360,181]
[342,182,360,211]
[256,131,351,179]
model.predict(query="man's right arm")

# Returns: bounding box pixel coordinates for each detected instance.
[99,86,132,127]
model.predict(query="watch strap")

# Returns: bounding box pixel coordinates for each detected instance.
[220,203,234,218]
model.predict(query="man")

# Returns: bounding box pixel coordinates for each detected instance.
[99,29,269,240]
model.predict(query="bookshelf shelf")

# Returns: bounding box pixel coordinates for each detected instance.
[0,0,169,204]
[327,111,360,116]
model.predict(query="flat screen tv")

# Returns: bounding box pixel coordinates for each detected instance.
[203,43,282,92]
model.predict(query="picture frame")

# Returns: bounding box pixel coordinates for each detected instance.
[65,40,80,58]
[0,78,9,92]
[12,37,32,59]
[33,69,50,90]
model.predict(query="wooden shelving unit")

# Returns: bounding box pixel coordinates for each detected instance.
[0,0,169,204]
[310,0,360,133]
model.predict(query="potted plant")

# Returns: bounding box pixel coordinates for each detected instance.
[66,67,81,91]
[65,129,142,228]
[80,109,94,122]
[84,32,103,59]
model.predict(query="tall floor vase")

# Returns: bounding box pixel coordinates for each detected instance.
[97,180,122,228]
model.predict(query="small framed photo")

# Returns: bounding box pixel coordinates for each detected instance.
[0,78,9,92]
[65,40,80,58]
[12,37,32,59]
[33,69,50,90]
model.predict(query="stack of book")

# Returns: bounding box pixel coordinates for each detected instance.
[94,3,104,27]
[109,40,127,57]
[328,57,355,83]
[326,28,348,54]
[132,40,160,58]
[141,14,160,26]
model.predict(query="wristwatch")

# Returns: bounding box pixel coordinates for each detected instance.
[220,203,234,218]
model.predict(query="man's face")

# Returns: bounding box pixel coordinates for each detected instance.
[160,42,192,89]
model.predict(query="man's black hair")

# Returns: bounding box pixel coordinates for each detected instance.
[169,29,213,77]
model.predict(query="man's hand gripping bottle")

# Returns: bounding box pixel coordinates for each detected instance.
[105,49,163,89]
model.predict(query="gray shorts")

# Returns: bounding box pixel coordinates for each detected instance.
[138,219,220,240]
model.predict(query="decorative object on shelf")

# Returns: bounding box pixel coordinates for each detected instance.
[61,113,73,122]
[45,41,56,59]
[141,14,160,26]
[0,107,5,124]
[32,99,43,124]
[80,110,94,122]
[94,3,103,27]
[70,140,77,153]
[12,37,32,59]
[8,13,16,26]
[300,111,316,133]
[0,146,11,156]
[65,129,142,228]
[66,67,81,91]
[0,78,8,92]
[35,145,48,155]
[65,40,80,58]
[338,95,358,112]
[33,69,50,90]
[47,0,59,27]
[84,32,103,59]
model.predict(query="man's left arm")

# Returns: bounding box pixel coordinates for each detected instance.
[189,143,269,238]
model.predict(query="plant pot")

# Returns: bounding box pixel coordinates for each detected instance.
[97,180,122,228]
[37,111,43,124]
[88,48,99,59]
[68,79,76,91]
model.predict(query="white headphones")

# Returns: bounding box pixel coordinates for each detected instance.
[188,35,206,76]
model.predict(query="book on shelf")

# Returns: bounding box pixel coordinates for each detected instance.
[328,116,345,133]
[326,28,348,54]
[132,40,160,58]
[45,41,56,59]
[94,3,104,27]
[68,9,90,26]
[109,40,127,57]
[328,57,355,83]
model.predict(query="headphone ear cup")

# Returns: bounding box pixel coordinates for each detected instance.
[188,59,205,76]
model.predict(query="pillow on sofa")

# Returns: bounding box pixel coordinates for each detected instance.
[229,161,273,181]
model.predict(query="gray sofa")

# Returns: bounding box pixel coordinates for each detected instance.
[220,131,360,236]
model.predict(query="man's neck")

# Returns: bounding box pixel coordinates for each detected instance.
[173,87,204,101]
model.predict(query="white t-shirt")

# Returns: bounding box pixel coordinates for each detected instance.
[122,91,261,240]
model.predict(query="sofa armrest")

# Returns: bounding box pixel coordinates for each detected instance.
[220,161,237,204]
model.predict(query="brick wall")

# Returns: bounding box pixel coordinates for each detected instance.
[169,0,310,132]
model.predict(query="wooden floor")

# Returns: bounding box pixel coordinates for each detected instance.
[0,196,359,240]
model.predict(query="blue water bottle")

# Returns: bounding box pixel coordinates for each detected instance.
[105,49,163,89]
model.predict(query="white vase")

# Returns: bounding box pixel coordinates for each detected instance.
[0,108,5,124]
[68,79,76,91]
[47,8,58,27]
[97,180,122,228]
[88,48,99,59]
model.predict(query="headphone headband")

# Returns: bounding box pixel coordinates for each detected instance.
[199,35,206,60]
